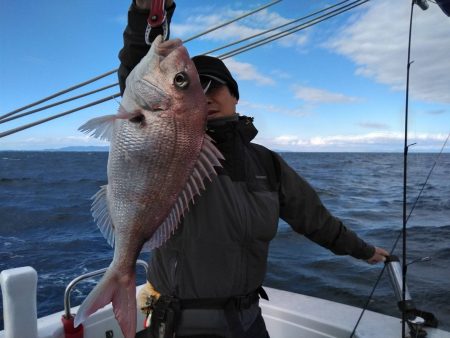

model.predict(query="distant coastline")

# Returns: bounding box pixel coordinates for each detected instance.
[1,146,448,153]
[44,146,109,152]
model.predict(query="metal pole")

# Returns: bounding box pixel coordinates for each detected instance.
[63,260,148,318]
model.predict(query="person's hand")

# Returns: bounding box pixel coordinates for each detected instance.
[366,246,389,264]
[135,0,174,10]
[137,281,160,314]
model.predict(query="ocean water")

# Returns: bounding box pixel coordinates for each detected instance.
[1,151,449,332]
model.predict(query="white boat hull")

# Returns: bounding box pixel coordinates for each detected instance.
[1,267,449,338]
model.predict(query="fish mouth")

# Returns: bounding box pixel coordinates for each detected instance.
[154,36,184,57]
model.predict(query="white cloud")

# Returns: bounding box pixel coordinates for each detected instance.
[112,14,127,26]
[425,109,447,116]
[270,69,292,80]
[358,122,390,130]
[276,32,309,48]
[237,100,309,116]
[173,7,307,49]
[260,132,448,152]
[292,85,360,103]
[224,58,274,85]
[328,0,450,103]
[171,23,196,39]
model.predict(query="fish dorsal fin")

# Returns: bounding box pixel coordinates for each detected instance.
[78,105,141,141]
[91,185,115,247]
[141,135,224,251]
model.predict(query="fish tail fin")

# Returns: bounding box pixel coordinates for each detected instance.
[74,268,137,338]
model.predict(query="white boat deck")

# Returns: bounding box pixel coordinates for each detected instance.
[1,267,449,338]
[261,287,449,338]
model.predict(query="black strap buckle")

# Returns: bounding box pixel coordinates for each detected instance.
[149,296,181,338]
[233,295,252,310]
[232,286,268,310]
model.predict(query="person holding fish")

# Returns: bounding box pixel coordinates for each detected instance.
[75,1,389,337]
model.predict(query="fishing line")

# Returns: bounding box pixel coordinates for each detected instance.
[349,132,450,338]
[394,132,450,250]
[351,0,449,333]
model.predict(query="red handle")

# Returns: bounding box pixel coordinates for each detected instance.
[61,315,84,338]
[148,0,166,27]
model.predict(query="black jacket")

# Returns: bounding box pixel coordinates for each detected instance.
[142,115,374,299]
[117,1,375,333]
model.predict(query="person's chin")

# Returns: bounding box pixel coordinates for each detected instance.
[207,112,222,120]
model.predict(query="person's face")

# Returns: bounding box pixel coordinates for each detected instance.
[204,82,238,120]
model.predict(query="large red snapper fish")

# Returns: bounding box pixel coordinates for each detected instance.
[75,36,223,337]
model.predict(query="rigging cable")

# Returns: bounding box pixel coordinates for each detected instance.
[0,69,117,121]
[2,0,447,335]
[0,0,281,122]
[0,93,121,139]
[0,83,118,125]
[219,0,369,60]
[182,0,282,43]
[202,0,355,56]
[0,0,368,138]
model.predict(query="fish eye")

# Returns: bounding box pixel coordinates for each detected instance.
[174,72,189,89]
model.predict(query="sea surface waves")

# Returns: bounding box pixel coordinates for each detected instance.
[1,151,449,331]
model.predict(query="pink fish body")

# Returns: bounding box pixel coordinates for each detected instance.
[76,36,223,337]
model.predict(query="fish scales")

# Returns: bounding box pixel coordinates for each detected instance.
[75,36,223,338]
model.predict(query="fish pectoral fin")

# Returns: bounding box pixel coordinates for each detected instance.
[142,135,224,251]
[78,105,144,141]
[92,185,115,247]
[74,268,137,338]
[78,114,117,141]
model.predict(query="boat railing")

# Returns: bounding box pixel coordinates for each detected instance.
[63,259,148,318]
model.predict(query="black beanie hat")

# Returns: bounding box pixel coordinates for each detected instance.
[192,55,239,100]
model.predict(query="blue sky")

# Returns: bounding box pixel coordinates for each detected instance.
[1,0,449,152]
